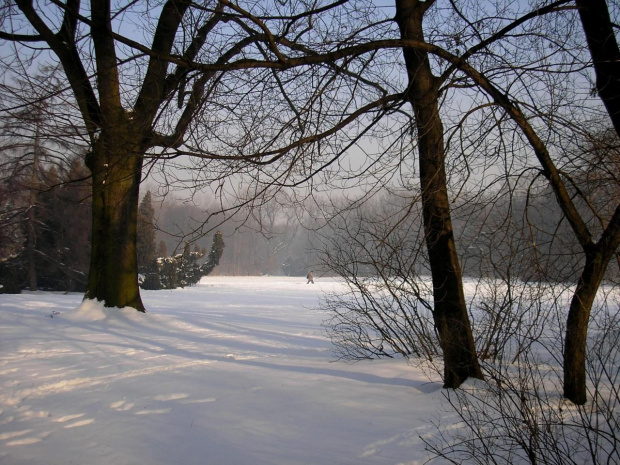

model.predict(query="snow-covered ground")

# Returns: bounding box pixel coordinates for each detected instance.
[0,277,449,465]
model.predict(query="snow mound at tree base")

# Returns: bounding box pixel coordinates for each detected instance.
[62,298,148,323]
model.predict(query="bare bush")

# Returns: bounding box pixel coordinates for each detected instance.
[424,291,620,465]
[320,193,441,361]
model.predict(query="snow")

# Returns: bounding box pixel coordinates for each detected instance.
[0,277,449,465]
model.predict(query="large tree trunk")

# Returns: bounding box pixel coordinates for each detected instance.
[395,0,483,388]
[84,133,145,312]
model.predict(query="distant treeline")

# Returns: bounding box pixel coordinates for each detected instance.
[3,158,615,294]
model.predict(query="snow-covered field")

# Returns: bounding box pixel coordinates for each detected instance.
[0,277,448,465]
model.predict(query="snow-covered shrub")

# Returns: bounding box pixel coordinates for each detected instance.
[142,231,224,290]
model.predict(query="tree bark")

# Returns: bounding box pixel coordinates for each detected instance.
[395,0,483,388]
[563,252,605,404]
[85,126,145,312]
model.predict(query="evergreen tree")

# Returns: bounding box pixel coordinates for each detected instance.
[0,156,91,293]
[176,242,206,287]
[137,191,161,290]
[149,232,224,291]
[158,257,178,290]
[137,191,157,271]
[30,161,91,291]
[201,231,225,277]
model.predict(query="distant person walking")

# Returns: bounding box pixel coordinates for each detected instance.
[306,271,315,284]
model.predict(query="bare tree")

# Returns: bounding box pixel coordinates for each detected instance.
[563,0,620,405]
[393,0,486,387]
[0,0,394,310]
[313,0,619,399]
[437,3,620,404]
[332,0,618,401]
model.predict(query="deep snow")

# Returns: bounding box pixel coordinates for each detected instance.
[0,277,449,465]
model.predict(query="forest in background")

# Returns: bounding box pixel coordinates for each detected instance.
[3,150,617,292]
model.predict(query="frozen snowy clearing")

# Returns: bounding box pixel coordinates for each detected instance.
[0,276,448,465]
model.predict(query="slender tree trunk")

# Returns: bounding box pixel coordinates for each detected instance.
[84,130,145,312]
[563,252,606,404]
[27,126,40,292]
[395,0,483,388]
[564,207,620,404]
[416,99,483,388]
